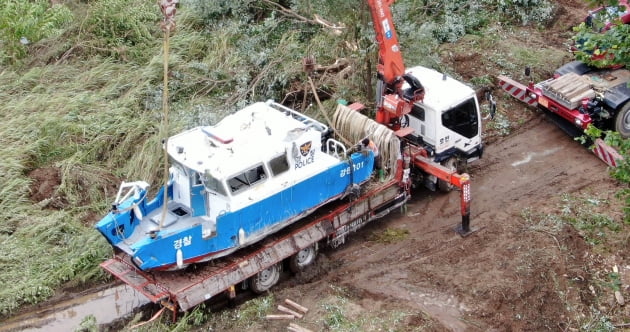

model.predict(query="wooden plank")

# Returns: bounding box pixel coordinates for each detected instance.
[285,298,309,313]
[289,323,314,332]
[266,314,295,320]
[278,304,303,318]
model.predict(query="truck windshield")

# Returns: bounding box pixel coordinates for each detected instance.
[441,98,479,139]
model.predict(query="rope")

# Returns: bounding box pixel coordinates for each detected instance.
[333,104,400,180]
[158,26,170,231]
[157,1,177,230]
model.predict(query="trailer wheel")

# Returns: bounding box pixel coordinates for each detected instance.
[438,157,457,192]
[289,244,318,273]
[614,102,630,139]
[249,262,281,294]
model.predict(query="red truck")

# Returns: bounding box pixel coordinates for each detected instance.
[498,60,628,167]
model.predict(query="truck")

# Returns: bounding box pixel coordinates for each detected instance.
[497,61,629,167]
[99,0,483,317]
[368,0,484,184]
[497,2,630,168]
[100,103,474,318]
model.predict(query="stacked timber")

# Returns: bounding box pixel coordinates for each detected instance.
[541,72,595,109]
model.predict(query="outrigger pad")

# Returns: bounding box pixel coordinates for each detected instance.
[454,224,481,237]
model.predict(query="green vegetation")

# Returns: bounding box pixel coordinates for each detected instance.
[520,189,627,331]
[0,0,72,65]
[318,285,414,332]
[572,0,630,69]
[0,0,571,321]
[560,193,624,246]
[582,126,630,223]
[369,227,409,243]
[521,191,626,249]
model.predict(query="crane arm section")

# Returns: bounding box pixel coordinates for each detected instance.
[367,0,405,84]
[367,0,424,130]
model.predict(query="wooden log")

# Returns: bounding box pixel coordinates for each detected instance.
[285,298,309,313]
[278,304,303,318]
[612,265,625,306]
[266,314,295,320]
[615,291,625,306]
[568,89,596,107]
[551,73,580,91]
[289,322,314,332]
[561,83,588,98]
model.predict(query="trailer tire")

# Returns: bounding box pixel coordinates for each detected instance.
[249,262,281,294]
[289,244,318,273]
[615,102,630,139]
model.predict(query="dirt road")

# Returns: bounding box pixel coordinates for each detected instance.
[262,112,627,331]
[4,0,629,330]
[6,111,626,331]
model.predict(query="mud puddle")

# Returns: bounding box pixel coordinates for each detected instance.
[0,284,148,332]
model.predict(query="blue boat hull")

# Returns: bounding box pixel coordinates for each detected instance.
[96,151,374,270]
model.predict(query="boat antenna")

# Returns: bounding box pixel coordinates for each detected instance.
[157,0,178,231]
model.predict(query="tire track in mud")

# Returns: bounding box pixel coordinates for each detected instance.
[0,284,148,332]
[0,110,616,331]
[320,115,614,331]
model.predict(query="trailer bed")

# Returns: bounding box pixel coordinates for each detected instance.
[101,178,408,311]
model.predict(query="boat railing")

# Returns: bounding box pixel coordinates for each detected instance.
[266,100,329,134]
[112,181,149,212]
[325,138,347,159]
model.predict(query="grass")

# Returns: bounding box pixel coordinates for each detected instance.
[519,190,628,331]
[0,0,615,326]
[369,227,410,244]
[318,285,415,332]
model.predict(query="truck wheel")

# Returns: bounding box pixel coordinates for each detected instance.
[437,158,457,192]
[289,244,318,273]
[615,102,630,139]
[249,262,281,294]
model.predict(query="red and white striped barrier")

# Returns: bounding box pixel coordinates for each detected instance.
[593,138,623,167]
[497,75,538,107]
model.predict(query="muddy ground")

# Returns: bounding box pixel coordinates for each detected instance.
[238,1,630,331]
[5,0,630,331]
[263,116,627,331]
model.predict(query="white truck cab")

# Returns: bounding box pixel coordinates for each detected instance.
[402,66,483,164]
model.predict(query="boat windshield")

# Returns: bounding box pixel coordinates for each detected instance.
[268,154,289,176]
[227,164,267,195]
[203,172,227,196]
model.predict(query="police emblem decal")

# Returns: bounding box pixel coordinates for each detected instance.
[300,141,312,157]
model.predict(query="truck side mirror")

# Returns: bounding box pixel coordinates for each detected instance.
[483,91,497,120]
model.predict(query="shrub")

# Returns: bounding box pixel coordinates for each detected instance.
[492,0,556,25]
[83,0,160,61]
[0,0,73,65]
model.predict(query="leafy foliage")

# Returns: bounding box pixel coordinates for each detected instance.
[0,0,573,318]
[582,126,630,222]
[0,0,72,65]
[82,0,160,61]
[493,0,556,25]
[572,0,630,68]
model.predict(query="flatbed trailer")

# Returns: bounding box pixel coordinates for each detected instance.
[101,163,409,314]
[497,68,626,168]
[100,103,475,317]
[101,159,472,318]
